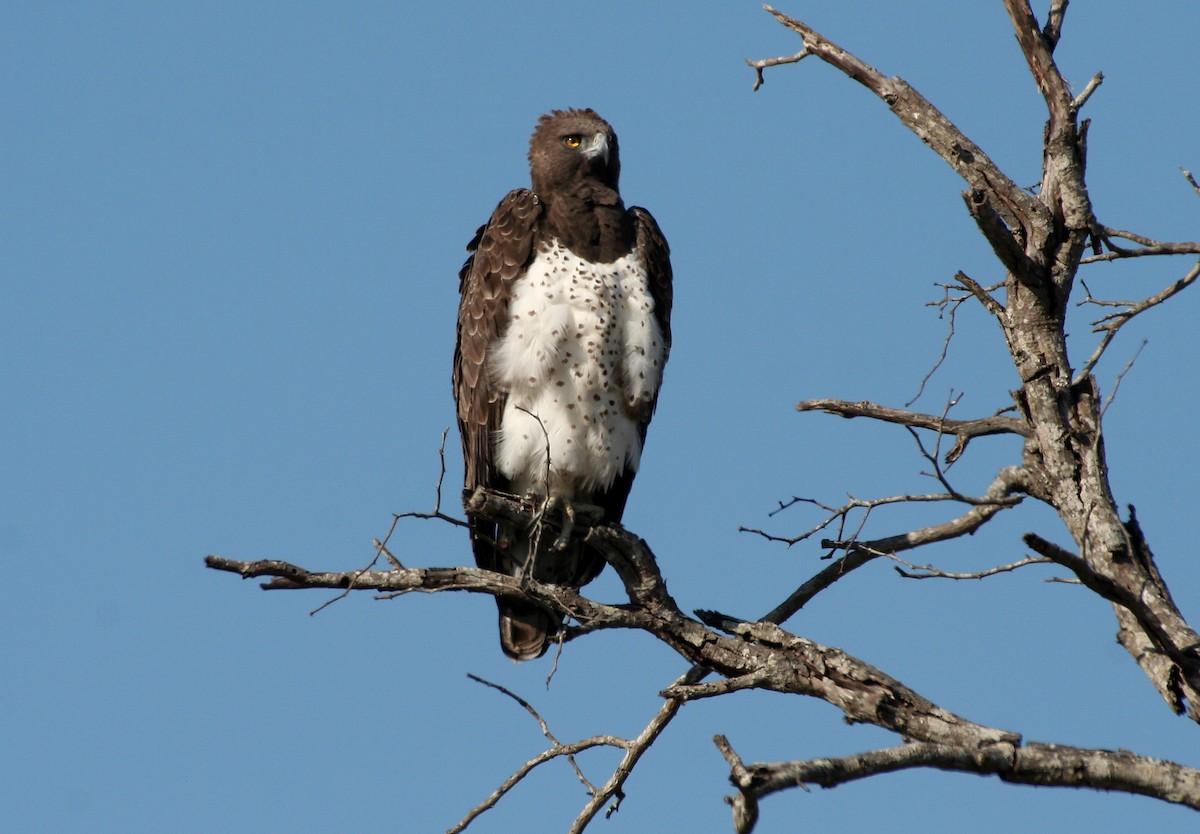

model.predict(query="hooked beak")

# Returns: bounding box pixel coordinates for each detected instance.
[581,132,610,165]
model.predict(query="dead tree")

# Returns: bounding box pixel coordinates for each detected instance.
[206,3,1200,831]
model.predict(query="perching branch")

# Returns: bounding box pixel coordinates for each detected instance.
[206,474,1200,829]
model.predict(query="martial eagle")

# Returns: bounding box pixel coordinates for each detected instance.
[453,108,673,660]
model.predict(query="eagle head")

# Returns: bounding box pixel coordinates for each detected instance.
[528,108,620,195]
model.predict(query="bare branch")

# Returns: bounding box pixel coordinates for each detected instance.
[1183,167,1200,198]
[766,468,1027,623]
[1042,0,1069,51]
[391,429,472,529]
[449,732,628,834]
[568,696,685,831]
[1005,0,1073,119]
[721,737,1200,814]
[210,491,1025,750]
[953,270,1005,316]
[820,467,1025,557]
[715,735,761,834]
[963,187,1035,278]
[745,48,809,91]
[1070,72,1103,112]
[662,671,772,702]
[1091,263,1200,328]
[209,469,1200,827]
[465,674,597,794]
[1100,339,1147,416]
[760,5,1044,233]
[1075,261,1200,381]
[889,553,1053,580]
[909,285,970,407]
[795,398,1027,437]
[205,553,526,597]
[755,1,1200,723]
[741,491,980,549]
[1083,226,1200,263]
[796,398,1028,469]
[905,396,964,488]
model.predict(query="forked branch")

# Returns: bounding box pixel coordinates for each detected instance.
[755,0,1200,725]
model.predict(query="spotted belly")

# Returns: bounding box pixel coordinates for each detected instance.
[489,240,665,498]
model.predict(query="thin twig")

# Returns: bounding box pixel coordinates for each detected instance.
[1182,168,1200,199]
[795,400,1029,456]
[741,492,975,548]
[569,693,687,831]
[390,430,470,529]
[514,404,554,567]
[1075,262,1200,381]
[745,48,809,91]
[910,286,968,407]
[1070,71,1103,112]
[466,674,597,793]
[308,430,469,612]
[906,392,966,489]
[889,552,1053,580]
[449,733,628,834]
[1082,226,1200,263]
[1101,339,1147,416]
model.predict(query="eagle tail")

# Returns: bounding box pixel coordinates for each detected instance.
[485,518,605,661]
[496,600,557,661]
[491,522,563,661]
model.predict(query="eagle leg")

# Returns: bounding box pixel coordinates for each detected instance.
[552,498,576,552]
[528,494,577,553]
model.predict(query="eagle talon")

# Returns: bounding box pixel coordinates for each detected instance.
[530,495,577,551]
[552,499,576,551]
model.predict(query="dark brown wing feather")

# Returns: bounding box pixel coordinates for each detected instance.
[453,188,542,572]
[632,206,673,366]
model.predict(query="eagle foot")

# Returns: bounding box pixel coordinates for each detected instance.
[528,495,577,552]
[552,498,576,552]
[526,495,605,553]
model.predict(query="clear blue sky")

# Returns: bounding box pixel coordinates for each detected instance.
[5,2,1199,832]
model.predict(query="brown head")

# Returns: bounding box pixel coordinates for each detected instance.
[528,108,620,196]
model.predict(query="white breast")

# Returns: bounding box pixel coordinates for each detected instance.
[489,240,666,498]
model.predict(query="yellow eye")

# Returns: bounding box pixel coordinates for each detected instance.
[563,135,582,149]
